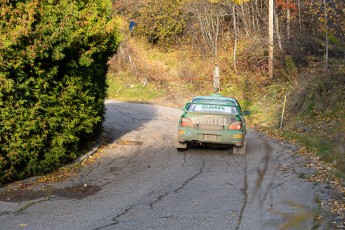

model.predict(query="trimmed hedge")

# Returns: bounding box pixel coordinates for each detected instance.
[0,0,120,183]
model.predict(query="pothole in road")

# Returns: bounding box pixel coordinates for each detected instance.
[0,184,101,202]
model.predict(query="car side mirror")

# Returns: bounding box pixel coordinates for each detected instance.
[243,111,250,115]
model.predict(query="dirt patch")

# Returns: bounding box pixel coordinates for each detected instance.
[115,139,143,146]
[0,184,101,202]
[52,184,101,199]
[0,189,48,203]
[104,139,144,149]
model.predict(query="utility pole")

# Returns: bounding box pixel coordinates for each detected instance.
[268,0,274,78]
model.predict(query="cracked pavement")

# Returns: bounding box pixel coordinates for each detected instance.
[0,100,337,229]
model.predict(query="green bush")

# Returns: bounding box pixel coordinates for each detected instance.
[136,0,186,45]
[0,0,120,183]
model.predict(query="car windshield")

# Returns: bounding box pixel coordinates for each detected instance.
[187,103,238,115]
[191,98,237,106]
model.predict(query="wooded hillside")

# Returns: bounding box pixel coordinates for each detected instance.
[110,0,345,180]
[116,0,344,65]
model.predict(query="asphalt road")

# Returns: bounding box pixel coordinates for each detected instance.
[0,100,335,229]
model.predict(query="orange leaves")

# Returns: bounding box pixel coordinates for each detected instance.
[275,0,297,12]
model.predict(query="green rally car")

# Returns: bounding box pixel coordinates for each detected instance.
[176,94,250,154]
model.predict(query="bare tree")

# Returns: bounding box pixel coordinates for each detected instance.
[232,4,238,72]
[286,0,291,40]
[297,0,302,33]
[275,9,283,52]
[188,1,223,62]
[323,0,329,75]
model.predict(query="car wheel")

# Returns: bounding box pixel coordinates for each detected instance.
[177,147,187,152]
[176,141,187,151]
[233,139,246,155]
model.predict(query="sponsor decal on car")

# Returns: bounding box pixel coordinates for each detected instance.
[191,117,232,126]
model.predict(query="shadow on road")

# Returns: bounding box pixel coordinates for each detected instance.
[103,100,158,143]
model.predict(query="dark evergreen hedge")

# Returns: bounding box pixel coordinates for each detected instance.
[0,0,120,183]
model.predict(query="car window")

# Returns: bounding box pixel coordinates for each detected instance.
[187,104,239,115]
[234,99,244,114]
[191,98,237,106]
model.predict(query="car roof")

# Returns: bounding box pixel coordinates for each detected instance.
[191,94,238,106]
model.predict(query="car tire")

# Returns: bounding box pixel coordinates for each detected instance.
[177,148,187,152]
[176,141,187,151]
[233,139,246,155]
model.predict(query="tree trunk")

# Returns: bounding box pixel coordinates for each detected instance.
[254,0,261,31]
[286,2,291,40]
[251,1,256,31]
[232,5,238,72]
[275,10,283,52]
[297,0,302,33]
[240,4,249,36]
[214,15,220,64]
[323,0,329,74]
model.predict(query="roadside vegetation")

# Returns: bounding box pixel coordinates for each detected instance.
[110,0,344,179]
[108,0,345,225]
[0,0,120,184]
[0,0,343,227]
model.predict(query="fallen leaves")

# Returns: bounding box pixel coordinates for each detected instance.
[0,149,103,202]
[36,149,103,183]
[253,121,345,228]
[37,166,79,183]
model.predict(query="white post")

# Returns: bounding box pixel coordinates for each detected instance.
[213,65,220,93]
[280,94,287,128]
